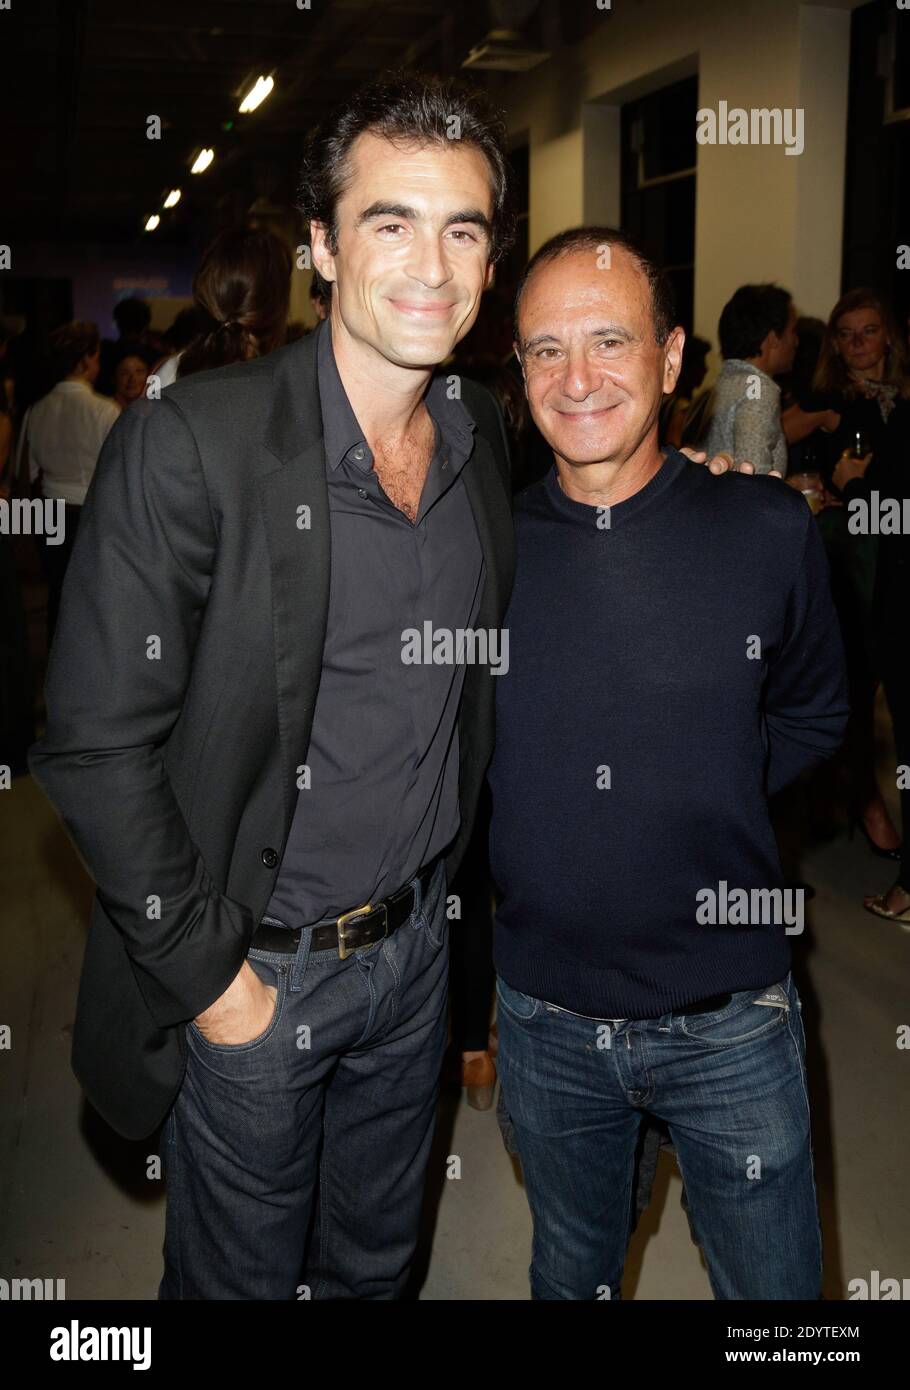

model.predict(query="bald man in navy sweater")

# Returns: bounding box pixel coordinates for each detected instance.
[488,228,848,1301]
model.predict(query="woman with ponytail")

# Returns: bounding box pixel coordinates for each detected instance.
[177,226,293,379]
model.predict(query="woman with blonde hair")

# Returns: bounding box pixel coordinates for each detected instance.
[813,287,910,407]
[809,288,910,924]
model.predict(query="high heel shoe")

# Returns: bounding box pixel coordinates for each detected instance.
[848,812,902,860]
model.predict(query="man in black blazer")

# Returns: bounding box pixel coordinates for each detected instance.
[29,73,515,1299]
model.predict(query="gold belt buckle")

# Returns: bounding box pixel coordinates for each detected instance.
[335,900,388,960]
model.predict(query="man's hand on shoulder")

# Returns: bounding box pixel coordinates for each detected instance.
[679,446,783,480]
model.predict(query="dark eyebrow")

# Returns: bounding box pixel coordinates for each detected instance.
[355,202,492,238]
[522,333,559,353]
[522,325,636,353]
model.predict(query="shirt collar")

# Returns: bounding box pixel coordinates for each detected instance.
[724,358,780,392]
[316,317,476,473]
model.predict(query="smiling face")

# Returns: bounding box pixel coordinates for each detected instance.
[515,245,683,470]
[113,354,148,404]
[310,130,496,370]
[835,305,889,376]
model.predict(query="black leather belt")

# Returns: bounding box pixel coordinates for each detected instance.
[250,861,438,960]
[681,991,732,1015]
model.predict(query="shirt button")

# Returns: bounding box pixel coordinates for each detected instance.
[357,487,368,499]
[352,447,365,460]
[261,847,279,868]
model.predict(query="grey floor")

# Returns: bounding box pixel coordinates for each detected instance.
[1,701,908,1300]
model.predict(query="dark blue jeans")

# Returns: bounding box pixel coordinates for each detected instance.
[496,969,822,1300]
[159,860,449,1299]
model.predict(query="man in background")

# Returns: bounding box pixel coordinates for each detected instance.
[704,283,798,474]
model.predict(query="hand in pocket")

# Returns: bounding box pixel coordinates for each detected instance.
[193,960,278,1046]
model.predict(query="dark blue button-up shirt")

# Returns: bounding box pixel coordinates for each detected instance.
[263,319,485,924]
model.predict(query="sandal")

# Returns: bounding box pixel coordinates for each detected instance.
[864,883,910,928]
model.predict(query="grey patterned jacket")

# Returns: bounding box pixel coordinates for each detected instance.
[703,358,788,475]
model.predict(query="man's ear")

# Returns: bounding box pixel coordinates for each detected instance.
[484,260,495,292]
[310,220,337,284]
[759,326,778,361]
[513,340,527,386]
[662,326,686,395]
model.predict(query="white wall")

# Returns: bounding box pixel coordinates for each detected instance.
[499,0,856,355]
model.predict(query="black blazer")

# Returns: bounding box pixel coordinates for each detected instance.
[28,326,515,1140]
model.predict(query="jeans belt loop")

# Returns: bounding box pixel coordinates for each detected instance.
[288,923,314,995]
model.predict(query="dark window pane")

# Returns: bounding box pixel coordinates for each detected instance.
[620,78,697,335]
[636,76,699,180]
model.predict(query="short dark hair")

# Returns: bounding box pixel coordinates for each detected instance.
[113,297,151,337]
[111,341,154,375]
[513,227,677,348]
[50,320,100,379]
[718,284,792,359]
[297,70,515,265]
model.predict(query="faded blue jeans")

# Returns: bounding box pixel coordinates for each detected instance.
[496,969,822,1300]
[159,859,449,1299]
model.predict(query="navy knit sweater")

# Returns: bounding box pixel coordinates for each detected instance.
[488,448,849,1018]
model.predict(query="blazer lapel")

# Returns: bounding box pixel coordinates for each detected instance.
[257,327,331,826]
[462,431,515,629]
[457,428,515,796]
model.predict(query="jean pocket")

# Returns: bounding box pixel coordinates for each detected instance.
[495,974,542,1023]
[418,910,447,950]
[187,954,288,1053]
[414,862,447,949]
[679,982,788,1045]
